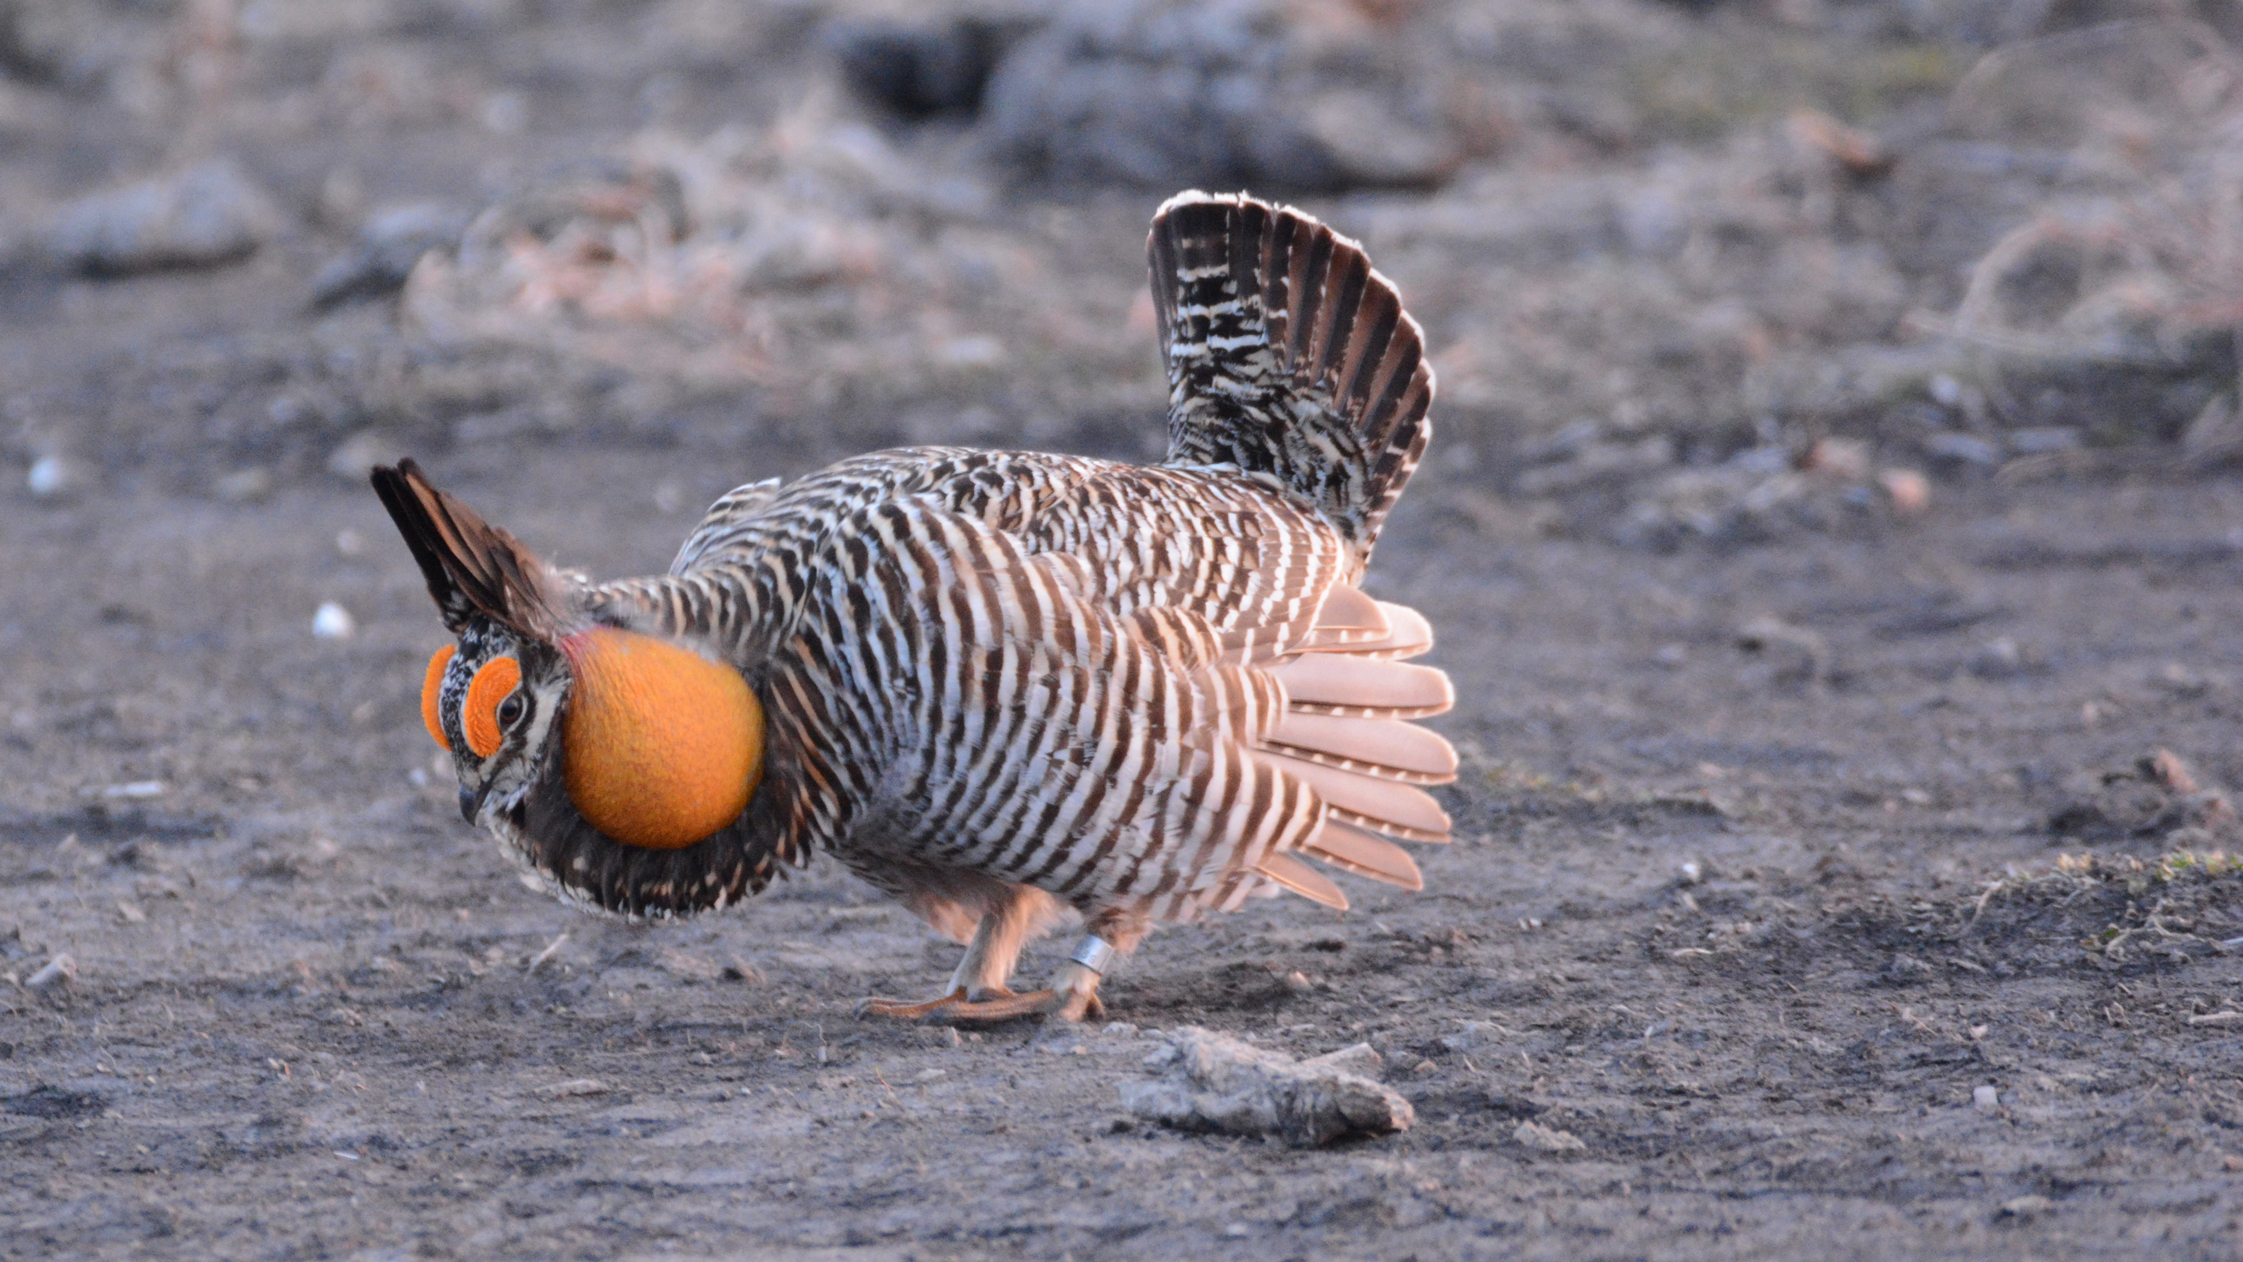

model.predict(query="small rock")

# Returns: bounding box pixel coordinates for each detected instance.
[1970,637,2029,679]
[1973,1085,2000,1110]
[1879,467,1930,516]
[831,16,1013,120]
[544,1078,608,1098]
[1513,1120,1587,1153]
[311,603,356,640]
[1440,1022,1504,1054]
[325,431,396,481]
[47,160,285,275]
[655,948,721,982]
[26,454,79,499]
[213,467,274,504]
[1999,1194,2053,1219]
[718,957,764,985]
[25,953,75,992]
[1120,1026,1412,1146]
[1881,953,1934,985]
[310,201,472,309]
[1926,432,2000,466]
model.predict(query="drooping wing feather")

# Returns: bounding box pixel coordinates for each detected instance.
[370,459,568,639]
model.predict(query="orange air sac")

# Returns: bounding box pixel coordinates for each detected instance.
[559,627,763,850]
[422,645,456,749]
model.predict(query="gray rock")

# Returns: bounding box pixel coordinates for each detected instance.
[1119,1026,1413,1145]
[310,201,473,310]
[1513,1119,1586,1153]
[980,0,1468,191]
[48,160,285,275]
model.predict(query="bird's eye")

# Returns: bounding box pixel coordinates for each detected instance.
[498,694,525,728]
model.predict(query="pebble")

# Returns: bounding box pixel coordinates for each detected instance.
[312,603,356,639]
[309,201,472,309]
[213,467,274,504]
[26,454,78,498]
[326,430,396,480]
[544,1079,608,1098]
[1973,1085,2001,1110]
[25,953,75,992]
[1514,1120,1588,1153]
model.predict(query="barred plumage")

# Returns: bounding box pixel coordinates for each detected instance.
[374,191,1455,1022]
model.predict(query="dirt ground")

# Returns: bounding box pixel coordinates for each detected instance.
[6,2,2243,1259]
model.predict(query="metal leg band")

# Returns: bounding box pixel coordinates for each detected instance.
[1069,935,1119,976]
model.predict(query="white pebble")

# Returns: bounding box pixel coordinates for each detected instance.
[102,781,165,798]
[312,602,356,639]
[27,455,74,497]
[1973,1085,2000,1109]
[26,953,75,991]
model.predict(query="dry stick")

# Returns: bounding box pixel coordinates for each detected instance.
[525,933,568,975]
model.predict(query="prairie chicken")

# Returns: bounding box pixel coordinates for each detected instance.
[373,191,1455,1023]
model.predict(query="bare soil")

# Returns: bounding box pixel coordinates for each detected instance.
[6,3,2243,1259]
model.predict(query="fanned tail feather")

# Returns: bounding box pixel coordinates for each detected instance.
[1150,190,1435,567]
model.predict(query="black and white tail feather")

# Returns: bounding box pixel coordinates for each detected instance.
[1150,191,1434,572]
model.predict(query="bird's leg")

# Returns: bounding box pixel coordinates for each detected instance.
[855,885,1041,1022]
[915,906,1148,1026]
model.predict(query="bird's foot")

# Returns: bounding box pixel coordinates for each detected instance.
[854,988,975,1022]
[852,986,1103,1026]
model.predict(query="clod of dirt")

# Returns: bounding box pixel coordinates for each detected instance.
[1119,1027,1413,1146]
[2049,749,2237,842]
[3,1084,105,1119]
[45,160,285,275]
[1513,1120,1587,1153]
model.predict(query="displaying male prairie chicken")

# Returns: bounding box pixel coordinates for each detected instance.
[373,191,1456,1023]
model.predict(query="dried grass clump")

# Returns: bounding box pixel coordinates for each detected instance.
[1971,849,2243,968]
[1926,21,2243,432]
[401,94,1157,439]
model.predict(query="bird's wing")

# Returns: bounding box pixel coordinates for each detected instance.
[801,496,1451,924]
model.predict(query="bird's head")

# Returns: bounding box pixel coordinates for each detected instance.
[375,461,764,853]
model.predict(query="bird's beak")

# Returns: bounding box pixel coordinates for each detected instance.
[460,783,489,824]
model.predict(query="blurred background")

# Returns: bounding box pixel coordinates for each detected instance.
[0,0,2236,549]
